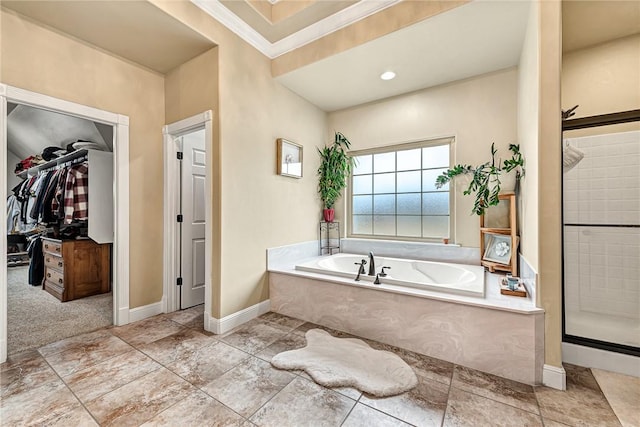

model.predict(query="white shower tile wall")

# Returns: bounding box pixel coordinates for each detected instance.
[563,130,640,321]
[564,226,640,319]
[564,131,640,225]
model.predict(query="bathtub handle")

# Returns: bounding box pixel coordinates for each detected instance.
[379,266,391,277]
[354,260,367,281]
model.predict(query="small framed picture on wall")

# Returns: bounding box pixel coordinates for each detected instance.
[277,138,303,178]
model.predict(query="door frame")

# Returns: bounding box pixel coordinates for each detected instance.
[0,83,130,363]
[162,111,212,316]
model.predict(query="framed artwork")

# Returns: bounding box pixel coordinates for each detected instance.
[483,232,512,264]
[277,138,303,178]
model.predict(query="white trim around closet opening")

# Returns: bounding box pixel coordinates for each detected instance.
[0,83,130,363]
[162,111,213,324]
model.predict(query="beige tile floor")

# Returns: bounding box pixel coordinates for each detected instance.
[1,307,636,426]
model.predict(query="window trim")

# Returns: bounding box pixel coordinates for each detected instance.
[346,136,456,243]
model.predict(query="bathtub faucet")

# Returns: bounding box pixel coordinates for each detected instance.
[368,252,376,276]
[354,259,367,281]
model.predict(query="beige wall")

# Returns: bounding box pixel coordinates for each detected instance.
[1,9,166,308]
[563,34,640,120]
[165,47,223,316]
[517,1,540,272]
[538,0,563,369]
[151,1,328,318]
[327,68,519,248]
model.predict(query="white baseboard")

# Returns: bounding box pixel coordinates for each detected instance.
[563,342,640,378]
[206,300,271,335]
[116,307,130,326]
[543,364,566,390]
[129,300,165,323]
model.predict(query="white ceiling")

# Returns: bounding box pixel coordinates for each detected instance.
[275,0,531,111]
[7,104,111,160]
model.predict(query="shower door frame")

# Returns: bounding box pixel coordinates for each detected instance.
[561,108,640,358]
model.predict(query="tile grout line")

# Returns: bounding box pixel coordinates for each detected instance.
[449,365,545,419]
[109,317,251,425]
[440,363,456,427]
[35,328,114,359]
[589,368,627,427]
[38,350,102,426]
[60,347,164,405]
[241,369,298,422]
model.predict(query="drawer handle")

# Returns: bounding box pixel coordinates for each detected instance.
[58,279,63,284]
[55,247,61,253]
[46,257,50,263]
[58,262,63,268]
[44,244,49,250]
[47,273,51,278]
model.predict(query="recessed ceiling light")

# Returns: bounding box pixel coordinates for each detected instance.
[380,71,396,81]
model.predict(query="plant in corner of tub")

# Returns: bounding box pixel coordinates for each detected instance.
[435,143,525,216]
[317,132,355,222]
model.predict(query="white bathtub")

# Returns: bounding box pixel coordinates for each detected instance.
[296,253,485,297]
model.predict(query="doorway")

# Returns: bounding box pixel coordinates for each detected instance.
[163,112,212,315]
[0,84,130,363]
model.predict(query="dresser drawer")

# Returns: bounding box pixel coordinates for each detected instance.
[45,268,64,287]
[42,239,62,255]
[44,254,64,271]
[44,280,65,301]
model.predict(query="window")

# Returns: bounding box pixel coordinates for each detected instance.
[349,138,453,240]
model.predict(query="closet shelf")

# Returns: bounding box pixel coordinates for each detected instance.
[23,149,91,177]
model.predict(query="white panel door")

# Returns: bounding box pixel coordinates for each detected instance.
[180,129,206,309]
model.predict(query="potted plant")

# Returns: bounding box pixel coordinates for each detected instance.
[435,143,525,216]
[317,132,354,222]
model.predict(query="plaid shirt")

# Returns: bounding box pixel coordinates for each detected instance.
[63,163,89,224]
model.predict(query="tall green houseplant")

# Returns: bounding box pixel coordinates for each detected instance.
[317,132,354,222]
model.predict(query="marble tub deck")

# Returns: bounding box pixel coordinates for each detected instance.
[1,308,633,427]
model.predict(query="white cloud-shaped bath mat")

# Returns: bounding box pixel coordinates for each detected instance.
[271,329,417,397]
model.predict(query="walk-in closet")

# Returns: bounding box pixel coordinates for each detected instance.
[5,103,114,354]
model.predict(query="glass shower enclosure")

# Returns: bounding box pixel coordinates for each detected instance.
[562,113,640,356]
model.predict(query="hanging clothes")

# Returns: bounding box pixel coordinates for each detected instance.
[27,237,44,286]
[51,167,68,221]
[6,195,22,234]
[39,169,64,224]
[63,162,89,224]
[30,170,54,220]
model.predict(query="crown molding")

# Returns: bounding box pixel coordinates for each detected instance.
[191,0,401,59]
[192,0,273,55]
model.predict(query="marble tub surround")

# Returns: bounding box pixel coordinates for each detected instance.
[519,253,538,303]
[0,309,627,426]
[342,238,480,265]
[270,272,544,384]
[270,263,541,315]
[266,240,320,270]
[266,238,482,270]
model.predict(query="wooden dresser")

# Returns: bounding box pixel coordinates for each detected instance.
[42,237,111,302]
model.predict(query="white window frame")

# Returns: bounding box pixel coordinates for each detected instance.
[347,136,455,243]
